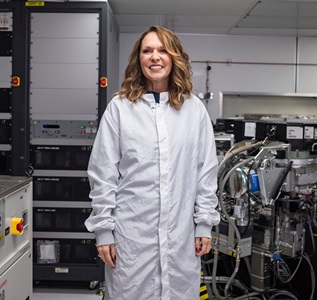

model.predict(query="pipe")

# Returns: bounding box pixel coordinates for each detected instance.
[211,225,227,300]
[302,252,315,300]
[218,141,263,182]
[215,157,254,299]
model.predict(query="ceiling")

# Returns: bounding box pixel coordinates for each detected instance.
[108,0,317,36]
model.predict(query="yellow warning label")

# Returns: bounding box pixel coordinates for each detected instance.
[25,2,45,6]
[227,251,237,257]
[200,270,209,300]
[200,283,209,300]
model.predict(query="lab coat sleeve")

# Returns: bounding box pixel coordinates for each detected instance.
[194,108,220,238]
[84,101,121,246]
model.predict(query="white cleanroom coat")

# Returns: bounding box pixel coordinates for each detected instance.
[85,92,220,300]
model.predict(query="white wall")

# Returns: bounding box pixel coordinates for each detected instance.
[119,33,317,122]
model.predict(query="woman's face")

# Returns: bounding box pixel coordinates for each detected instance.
[139,31,172,92]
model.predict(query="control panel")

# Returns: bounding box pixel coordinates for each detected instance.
[31,120,98,140]
[0,176,32,258]
[0,176,32,300]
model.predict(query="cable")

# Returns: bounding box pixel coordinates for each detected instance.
[233,292,263,300]
[211,225,227,300]
[301,252,315,300]
[218,141,263,184]
[239,161,255,240]
[268,290,298,300]
[270,160,293,201]
[306,219,316,257]
[276,255,303,284]
[216,157,255,299]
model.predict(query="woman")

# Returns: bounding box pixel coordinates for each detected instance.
[85,25,220,300]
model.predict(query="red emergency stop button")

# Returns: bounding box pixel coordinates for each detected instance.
[17,220,24,232]
[12,76,21,87]
[100,77,108,88]
[12,218,24,235]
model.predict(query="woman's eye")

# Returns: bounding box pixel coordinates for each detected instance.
[142,49,151,54]
[160,49,167,53]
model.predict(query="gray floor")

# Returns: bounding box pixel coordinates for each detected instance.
[33,287,105,300]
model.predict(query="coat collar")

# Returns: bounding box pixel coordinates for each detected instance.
[142,92,169,105]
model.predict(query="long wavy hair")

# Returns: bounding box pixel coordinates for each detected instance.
[118,26,192,110]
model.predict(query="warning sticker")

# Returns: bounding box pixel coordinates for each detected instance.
[25,2,45,6]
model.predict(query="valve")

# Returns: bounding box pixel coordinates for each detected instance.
[272,253,281,261]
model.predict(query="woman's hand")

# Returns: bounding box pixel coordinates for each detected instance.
[195,237,212,256]
[97,244,116,268]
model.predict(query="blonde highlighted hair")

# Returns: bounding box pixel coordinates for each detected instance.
[118,26,192,110]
